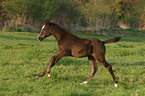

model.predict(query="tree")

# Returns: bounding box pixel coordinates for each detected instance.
[130,0,145,28]
[79,0,113,30]
[0,0,5,30]
[1,0,145,32]
[111,0,145,29]
[1,0,81,31]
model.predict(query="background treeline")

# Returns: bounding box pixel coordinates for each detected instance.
[0,0,145,32]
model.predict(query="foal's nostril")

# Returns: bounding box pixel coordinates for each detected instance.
[37,36,40,40]
[37,36,43,41]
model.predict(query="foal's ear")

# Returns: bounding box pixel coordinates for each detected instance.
[45,19,50,25]
[46,19,49,23]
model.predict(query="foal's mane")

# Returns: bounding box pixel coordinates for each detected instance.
[50,22,77,37]
[50,23,68,32]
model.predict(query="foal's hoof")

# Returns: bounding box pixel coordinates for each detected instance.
[48,74,51,78]
[80,81,88,84]
[115,83,118,87]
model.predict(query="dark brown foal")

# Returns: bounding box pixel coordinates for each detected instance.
[36,19,121,87]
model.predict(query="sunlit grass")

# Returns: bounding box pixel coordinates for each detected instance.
[0,31,145,96]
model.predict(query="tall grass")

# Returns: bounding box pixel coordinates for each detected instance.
[0,32,145,96]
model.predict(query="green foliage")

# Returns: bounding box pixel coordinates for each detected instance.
[0,31,145,95]
[1,0,145,31]
[2,0,28,18]
[1,0,60,22]
[80,0,112,26]
[1,0,81,31]
[43,0,59,19]
[131,0,145,28]
[111,0,145,28]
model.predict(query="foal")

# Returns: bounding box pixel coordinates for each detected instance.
[37,19,121,87]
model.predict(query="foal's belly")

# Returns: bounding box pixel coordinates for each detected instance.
[71,46,92,57]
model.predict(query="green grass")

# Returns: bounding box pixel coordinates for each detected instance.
[0,31,145,96]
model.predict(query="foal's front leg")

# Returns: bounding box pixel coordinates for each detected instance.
[80,55,97,84]
[36,52,66,78]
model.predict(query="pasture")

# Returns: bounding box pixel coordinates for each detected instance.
[0,31,145,96]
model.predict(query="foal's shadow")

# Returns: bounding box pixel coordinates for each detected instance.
[123,62,145,66]
[57,57,91,66]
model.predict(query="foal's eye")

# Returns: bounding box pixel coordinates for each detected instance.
[44,28,47,31]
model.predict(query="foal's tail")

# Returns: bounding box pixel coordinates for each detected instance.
[103,37,121,44]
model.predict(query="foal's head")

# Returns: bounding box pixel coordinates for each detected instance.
[37,19,52,41]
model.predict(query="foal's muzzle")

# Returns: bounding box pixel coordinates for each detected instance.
[37,36,43,41]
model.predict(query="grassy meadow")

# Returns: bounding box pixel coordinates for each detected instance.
[0,31,145,96]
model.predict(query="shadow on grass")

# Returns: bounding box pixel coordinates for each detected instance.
[107,61,145,66]
[0,35,55,42]
[119,36,145,43]
[57,57,89,66]
[124,62,145,66]
[70,93,92,96]
[115,62,145,66]
[0,35,36,41]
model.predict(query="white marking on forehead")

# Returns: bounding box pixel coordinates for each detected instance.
[41,25,45,30]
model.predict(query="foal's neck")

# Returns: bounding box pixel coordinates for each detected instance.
[51,25,76,41]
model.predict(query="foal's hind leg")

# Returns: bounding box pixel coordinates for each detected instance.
[36,52,67,78]
[80,55,97,84]
[98,59,118,87]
